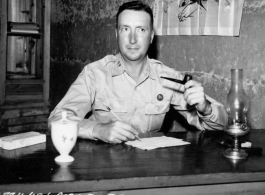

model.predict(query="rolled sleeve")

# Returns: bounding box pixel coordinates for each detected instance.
[173,93,228,131]
[197,102,228,131]
[78,119,99,140]
[48,66,97,139]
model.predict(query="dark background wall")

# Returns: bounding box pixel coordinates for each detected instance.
[50,0,265,130]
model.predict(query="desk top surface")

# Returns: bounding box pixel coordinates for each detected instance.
[0,129,265,193]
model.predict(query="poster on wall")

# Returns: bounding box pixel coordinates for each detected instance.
[152,0,245,36]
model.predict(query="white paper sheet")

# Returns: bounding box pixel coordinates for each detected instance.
[125,136,190,150]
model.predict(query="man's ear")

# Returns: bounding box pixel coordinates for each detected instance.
[150,30,154,44]
[115,29,118,39]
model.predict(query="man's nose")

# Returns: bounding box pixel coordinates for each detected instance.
[129,30,137,44]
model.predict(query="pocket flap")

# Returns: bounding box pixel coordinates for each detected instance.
[109,98,128,113]
[94,98,128,113]
[145,101,169,114]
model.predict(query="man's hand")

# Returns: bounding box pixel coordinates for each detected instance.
[179,80,212,115]
[93,121,138,144]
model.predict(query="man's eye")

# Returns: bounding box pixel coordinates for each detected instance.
[121,27,128,32]
[137,28,146,32]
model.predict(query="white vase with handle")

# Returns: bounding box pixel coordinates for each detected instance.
[51,111,78,162]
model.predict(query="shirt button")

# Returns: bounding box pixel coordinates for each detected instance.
[157,94,163,101]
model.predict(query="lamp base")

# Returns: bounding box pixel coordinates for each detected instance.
[55,155,74,163]
[223,148,248,160]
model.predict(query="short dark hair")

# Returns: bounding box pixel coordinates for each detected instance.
[116,1,154,30]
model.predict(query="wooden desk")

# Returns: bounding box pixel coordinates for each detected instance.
[0,129,265,195]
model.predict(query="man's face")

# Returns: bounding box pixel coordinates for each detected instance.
[116,10,154,63]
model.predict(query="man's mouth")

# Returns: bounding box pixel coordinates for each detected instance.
[127,45,140,50]
[127,47,139,50]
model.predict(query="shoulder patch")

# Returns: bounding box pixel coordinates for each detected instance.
[150,58,164,66]
[86,55,116,68]
[102,55,117,67]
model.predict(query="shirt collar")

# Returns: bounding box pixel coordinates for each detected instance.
[111,53,157,80]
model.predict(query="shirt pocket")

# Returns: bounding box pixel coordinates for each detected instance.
[94,96,128,123]
[145,101,170,114]
[108,98,128,113]
[94,96,128,112]
[145,100,170,131]
[94,87,128,111]
[145,85,172,114]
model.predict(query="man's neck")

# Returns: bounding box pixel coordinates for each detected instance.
[121,57,148,82]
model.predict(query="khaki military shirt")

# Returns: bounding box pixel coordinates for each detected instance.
[49,53,227,140]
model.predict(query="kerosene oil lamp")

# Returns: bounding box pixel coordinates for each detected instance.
[223,69,250,160]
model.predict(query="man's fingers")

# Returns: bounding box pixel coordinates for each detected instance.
[108,133,128,144]
[94,120,139,144]
[184,91,205,105]
[117,122,138,136]
[108,121,137,141]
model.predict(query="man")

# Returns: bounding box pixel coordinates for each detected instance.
[49,1,227,144]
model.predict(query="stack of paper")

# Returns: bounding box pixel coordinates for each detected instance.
[0,132,46,150]
[126,136,190,150]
